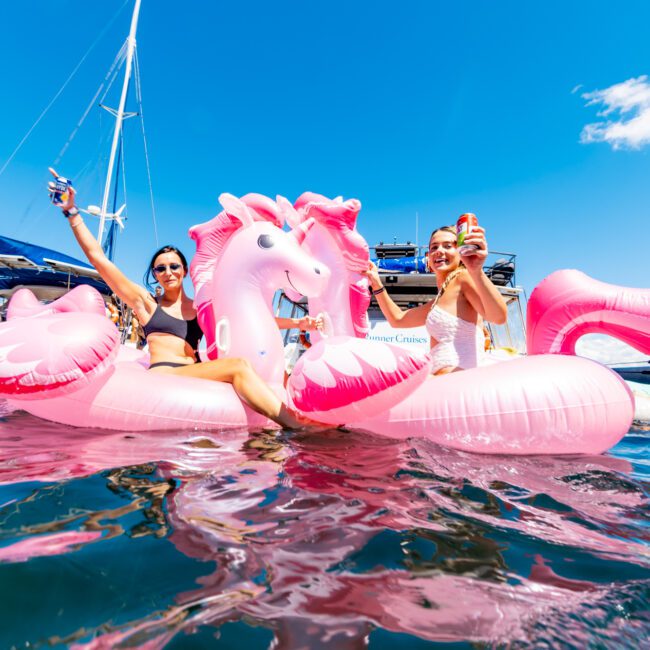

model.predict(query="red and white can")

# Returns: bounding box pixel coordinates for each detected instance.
[456,213,479,255]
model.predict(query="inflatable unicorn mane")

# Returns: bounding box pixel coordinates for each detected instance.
[1,191,649,456]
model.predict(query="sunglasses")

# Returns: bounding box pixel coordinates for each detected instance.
[152,263,183,274]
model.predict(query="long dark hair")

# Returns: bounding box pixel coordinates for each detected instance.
[143,245,189,292]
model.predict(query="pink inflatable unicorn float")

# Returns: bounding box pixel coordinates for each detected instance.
[280,192,650,455]
[1,190,649,456]
[0,193,329,431]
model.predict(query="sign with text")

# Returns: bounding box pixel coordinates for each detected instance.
[367,319,429,352]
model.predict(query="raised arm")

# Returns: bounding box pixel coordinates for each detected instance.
[361,261,432,328]
[50,169,153,317]
[457,226,508,325]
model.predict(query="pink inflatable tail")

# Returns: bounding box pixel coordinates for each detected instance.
[7,284,106,320]
[1,286,119,399]
[527,269,650,356]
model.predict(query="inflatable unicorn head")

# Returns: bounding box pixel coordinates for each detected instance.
[189,193,330,383]
[278,192,370,343]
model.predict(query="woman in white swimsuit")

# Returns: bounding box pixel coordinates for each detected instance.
[363,223,507,375]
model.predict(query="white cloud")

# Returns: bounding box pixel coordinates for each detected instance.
[579,75,650,150]
[575,334,649,366]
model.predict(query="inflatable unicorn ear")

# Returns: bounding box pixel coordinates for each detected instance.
[218,193,254,227]
[276,195,301,229]
[220,192,286,228]
[241,192,285,228]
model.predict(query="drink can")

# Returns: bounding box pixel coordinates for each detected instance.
[456,212,479,255]
[50,176,72,206]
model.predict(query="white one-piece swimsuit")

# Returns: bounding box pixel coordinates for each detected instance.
[425,305,485,373]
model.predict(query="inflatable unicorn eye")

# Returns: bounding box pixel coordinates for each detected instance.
[257,234,275,249]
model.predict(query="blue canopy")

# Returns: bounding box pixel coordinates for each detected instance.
[372,256,428,274]
[0,235,109,295]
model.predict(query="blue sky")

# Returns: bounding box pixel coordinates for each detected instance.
[1,0,649,303]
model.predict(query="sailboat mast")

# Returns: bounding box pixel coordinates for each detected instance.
[97,0,142,245]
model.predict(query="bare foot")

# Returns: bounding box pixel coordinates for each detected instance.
[277,405,333,433]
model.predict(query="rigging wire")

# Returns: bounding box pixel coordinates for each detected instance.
[54,43,127,166]
[0,0,132,180]
[18,55,126,234]
[120,126,128,215]
[134,48,159,247]
[73,156,101,192]
[119,123,129,245]
[98,47,128,106]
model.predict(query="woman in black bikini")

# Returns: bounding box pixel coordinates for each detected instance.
[52,170,322,430]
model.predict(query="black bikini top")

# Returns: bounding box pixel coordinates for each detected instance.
[142,302,203,353]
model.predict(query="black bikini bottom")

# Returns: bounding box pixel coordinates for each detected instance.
[149,361,196,370]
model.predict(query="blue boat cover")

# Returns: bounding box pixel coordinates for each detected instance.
[372,256,428,274]
[0,235,109,294]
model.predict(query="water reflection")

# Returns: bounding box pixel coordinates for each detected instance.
[0,409,647,648]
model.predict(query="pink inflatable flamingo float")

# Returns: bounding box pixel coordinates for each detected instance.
[0,193,329,430]
[283,194,648,455]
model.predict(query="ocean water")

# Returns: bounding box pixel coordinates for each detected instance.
[0,405,648,649]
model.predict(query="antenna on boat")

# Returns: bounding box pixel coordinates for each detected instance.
[415,211,419,261]
[97,0,142,255]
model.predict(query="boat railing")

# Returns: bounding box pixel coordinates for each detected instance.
[371,244,517,288]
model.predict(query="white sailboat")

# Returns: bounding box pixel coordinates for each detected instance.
[95,0,143,259]
[0,0,152,341]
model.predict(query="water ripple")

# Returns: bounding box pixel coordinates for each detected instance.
[0,412,647,648]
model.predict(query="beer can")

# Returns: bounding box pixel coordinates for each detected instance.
[456,213,479,255]
[50,176,72,206]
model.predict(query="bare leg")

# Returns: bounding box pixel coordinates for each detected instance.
[433,366,457,376]
[150,358,325,429]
